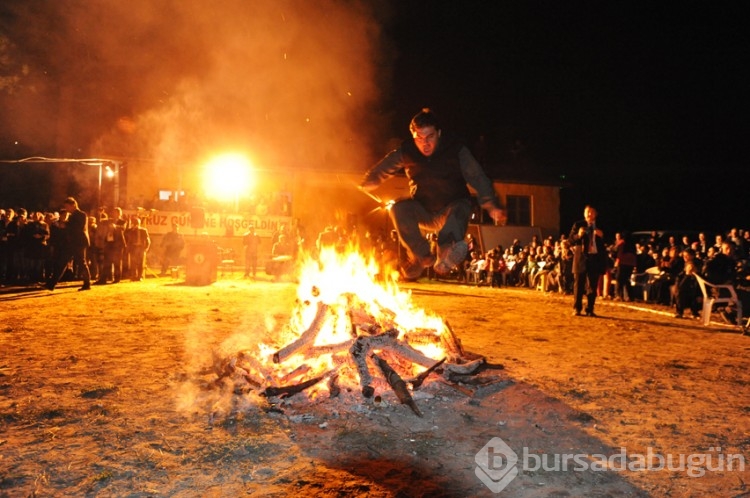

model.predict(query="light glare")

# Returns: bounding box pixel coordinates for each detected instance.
[203,153,253,202]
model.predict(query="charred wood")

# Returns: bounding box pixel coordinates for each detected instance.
[408,357,447,389]
[441,321,466,360]
[350,335,373,388]
[444,358,486,376]
[371,353,422,417]
[308,339,355,357]
[327,373,341,398]
[261,374,327,398]
[277,364,311,384]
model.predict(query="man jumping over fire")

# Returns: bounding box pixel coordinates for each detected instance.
[359,108,506,280]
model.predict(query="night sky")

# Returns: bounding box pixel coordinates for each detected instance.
[1,1,747,234]
[383,2,748,232]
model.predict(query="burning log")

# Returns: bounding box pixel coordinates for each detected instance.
[207,351,265,389]
[441,321,466,360]
[273,302,330,364]
[408,357,447,389]
[360,328,436,367]
[402,329,442,345]
[277,364,311,384]
[380,338,438,368]
[262,373,328,398]
[308,339,355,357]
[444,358,486,376]
[355,323,384,336]
[207,250,496,419]
[346,309,359,338]
[327,373,341,398]
[371,353,422,417]
[349,335,375,396]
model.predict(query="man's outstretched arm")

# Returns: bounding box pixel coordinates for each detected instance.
[458,146,507,225]
[359,149,404,191]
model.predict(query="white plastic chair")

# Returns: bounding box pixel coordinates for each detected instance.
[630,266,661,301]
[694,274,743,328]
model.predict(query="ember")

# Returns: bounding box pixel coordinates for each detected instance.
[209,247,499,417]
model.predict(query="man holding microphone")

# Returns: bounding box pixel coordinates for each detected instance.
[569,205,607,317]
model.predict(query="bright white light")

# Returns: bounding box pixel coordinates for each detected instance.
[203,153,253,202]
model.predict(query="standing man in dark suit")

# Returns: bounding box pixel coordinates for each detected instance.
[46,197,91,291]
[569,205,607,316]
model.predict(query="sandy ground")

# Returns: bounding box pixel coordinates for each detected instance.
[1,269,749,497]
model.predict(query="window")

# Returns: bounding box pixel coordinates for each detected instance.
[506,195,531,226]
[158,189,185,202]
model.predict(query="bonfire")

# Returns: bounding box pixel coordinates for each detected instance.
[207,247,500,418]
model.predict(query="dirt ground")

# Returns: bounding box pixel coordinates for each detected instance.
[1,268,749,497]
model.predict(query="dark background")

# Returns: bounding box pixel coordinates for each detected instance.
[381,2,748,234]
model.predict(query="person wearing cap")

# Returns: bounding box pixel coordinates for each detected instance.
[359,108,506,280]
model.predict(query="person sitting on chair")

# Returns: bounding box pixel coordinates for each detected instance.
[673,248,702,319]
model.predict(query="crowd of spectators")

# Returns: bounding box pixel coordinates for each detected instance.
[429,228,750,325]
[305,223,749,320]
[3,201,748,327]
[0,205,153,288]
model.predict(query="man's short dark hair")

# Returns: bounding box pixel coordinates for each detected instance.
[409,108,440,133]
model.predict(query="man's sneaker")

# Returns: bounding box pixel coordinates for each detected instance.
[434,240,468,275]
[400,254,436,281]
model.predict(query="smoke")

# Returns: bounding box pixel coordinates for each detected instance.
[1,0,393,174]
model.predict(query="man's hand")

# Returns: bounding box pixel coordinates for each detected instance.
[357,183,385,207]
[488,208,507,226]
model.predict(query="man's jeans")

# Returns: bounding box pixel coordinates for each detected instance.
[390,198,471,261]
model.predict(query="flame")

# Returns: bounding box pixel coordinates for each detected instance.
[253,244,451,390]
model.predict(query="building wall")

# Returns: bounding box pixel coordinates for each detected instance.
[121,163,561,244]
[494,182,561,239]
